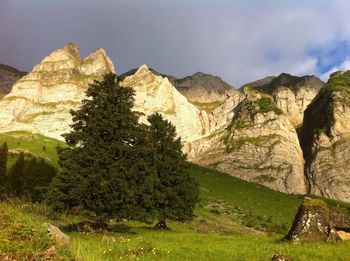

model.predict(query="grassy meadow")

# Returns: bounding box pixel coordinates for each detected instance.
[1,131,350,260]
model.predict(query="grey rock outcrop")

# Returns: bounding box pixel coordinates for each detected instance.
[301,71,350,202]
[45,223,70,246]
[286,198,350,242]
[171,72,238,104]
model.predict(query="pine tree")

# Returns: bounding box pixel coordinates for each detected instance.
[8,152,26,195]
[148,113,199,229]
[45,73,156,221]
[23,157,56,202]
[0,142,8,192]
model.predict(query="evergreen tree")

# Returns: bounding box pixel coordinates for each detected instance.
[45,73,156,221]
[8,152,26,195]
[148,113,199,229]
[23,157,56,202]
[0,142,8,193]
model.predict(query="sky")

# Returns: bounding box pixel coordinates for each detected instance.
[1,0,350,87]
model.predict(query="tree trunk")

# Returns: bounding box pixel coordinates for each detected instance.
[154,220,169,230]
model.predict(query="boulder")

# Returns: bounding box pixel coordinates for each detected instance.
[286,198,350,242]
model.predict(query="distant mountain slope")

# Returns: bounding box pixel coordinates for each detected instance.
[0,64,27,98]
[240,76,276,89]
[170,72,239,104]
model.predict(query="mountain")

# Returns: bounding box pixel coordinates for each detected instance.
[121,68,243,134]
[0,64,27,98]
[120,64,209,142]
[301,71,350,202]
[245,73,324,127]
[0,43,115,139]
[5,43,350,201]
[189,87,306,194]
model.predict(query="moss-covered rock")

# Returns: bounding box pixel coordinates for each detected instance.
[286,198,350,242]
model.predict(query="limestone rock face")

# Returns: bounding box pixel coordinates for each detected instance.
[0,43,115,140]
[301,71,350,202]
[121,65,208,142]
[286,198,350,242]
[247,73,324,127]
[190,88,306,194]
[0,64,27,97]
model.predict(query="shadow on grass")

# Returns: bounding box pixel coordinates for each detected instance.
[109,223,136,234]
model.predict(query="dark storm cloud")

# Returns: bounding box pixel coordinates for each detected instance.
[1,0,350,86]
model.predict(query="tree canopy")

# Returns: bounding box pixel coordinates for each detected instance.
[148,113,199,228]
[46,73,199,224]
[46,73,156,221]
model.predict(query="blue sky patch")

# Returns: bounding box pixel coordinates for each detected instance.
[310,40,350,74]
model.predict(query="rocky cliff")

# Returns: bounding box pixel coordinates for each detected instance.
[121,64,209,142]
[0,43,115,139]
[301,71,350,202]
[246,73,324,127]
[121,68,243,131]
[190,87,306,194]
[0,64,27,98]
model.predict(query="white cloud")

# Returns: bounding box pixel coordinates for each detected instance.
[320,59,350,82]
[1,0,350,86]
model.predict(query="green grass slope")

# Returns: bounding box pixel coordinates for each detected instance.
[0,131,66,167]
[1,132,350,260]
[0,200,71,260]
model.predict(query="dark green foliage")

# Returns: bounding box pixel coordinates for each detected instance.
[256,97,282,115]
[22,158,57,201]
[148,113,199,227]
[0,142,8,195]
[8,152,26,194]
[326,71,350,93]
[46,73,156,221]
[5,153,56,201]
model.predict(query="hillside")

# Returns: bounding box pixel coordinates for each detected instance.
[4,43,350,203]
[0,64,26,98]
[2,163,350,260]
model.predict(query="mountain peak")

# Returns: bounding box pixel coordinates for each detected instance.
[135,64,151,75]
[81,47,115,74]
[63,43,80,60]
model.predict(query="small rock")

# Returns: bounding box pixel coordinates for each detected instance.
[337,230,350,241]
[45,223,70,246]
[271,253,293,261]
[101,235,116,244]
